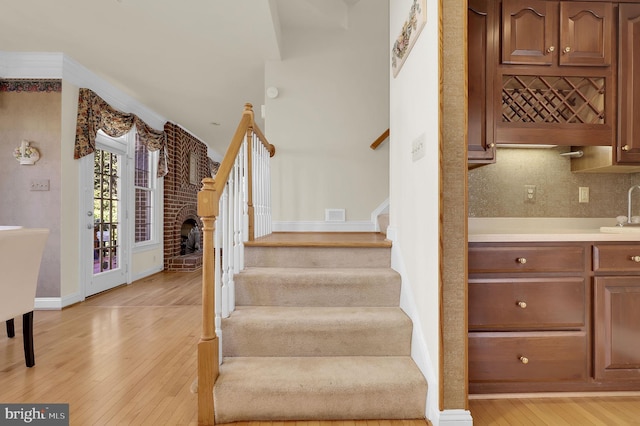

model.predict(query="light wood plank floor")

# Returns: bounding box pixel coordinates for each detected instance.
[469,395,640,425]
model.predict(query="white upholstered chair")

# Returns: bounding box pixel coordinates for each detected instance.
[0,227,49,367]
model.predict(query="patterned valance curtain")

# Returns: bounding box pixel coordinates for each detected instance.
[74,88,168,177]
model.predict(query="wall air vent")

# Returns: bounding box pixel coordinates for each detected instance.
[325,209,346,222]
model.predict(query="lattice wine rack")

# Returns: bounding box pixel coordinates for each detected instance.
[502,75,605,124]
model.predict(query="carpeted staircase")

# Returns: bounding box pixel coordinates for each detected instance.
[213,233,428,423]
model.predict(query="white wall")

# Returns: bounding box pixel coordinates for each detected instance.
[389,0,441,421]
[265,0,389,230]
[60,81,82,302]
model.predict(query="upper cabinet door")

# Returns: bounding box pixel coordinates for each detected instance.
[559,2,612,66]
[468,0,496,165]
[502,0,556,65]
[617,4,640,163]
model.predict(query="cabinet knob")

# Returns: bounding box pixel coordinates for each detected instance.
[563,46,571,54]
[517,301,527,309]
[487,142,496,148]
[516,257,527,264]
[630,255,640,263]
[547,46,555,53]
[519,356,529,364]
[622,145,630,151]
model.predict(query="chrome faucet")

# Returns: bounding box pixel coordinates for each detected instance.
[627,185,640,225]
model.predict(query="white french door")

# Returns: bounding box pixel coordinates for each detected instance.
[82,131,131,297]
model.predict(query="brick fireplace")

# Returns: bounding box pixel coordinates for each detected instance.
[163,122,218,271]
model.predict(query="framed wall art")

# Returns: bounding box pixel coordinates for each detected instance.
[391,0,427,78]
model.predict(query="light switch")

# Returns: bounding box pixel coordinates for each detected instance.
[30,179,50,191]
[579,186,589,203]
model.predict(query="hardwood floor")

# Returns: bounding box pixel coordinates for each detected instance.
[469,395,640,425]
[2,268,638,425]
[1,271,202,425]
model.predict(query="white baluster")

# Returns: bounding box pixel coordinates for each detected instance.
[213,222,223,363]
[220,186,230,319]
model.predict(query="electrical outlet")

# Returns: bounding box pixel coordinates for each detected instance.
[579,186,589,203]
[524,185,536,203]
[412,133,426,162]
[30,179,50,191]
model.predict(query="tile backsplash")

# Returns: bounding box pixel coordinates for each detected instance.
[468,146,640,218]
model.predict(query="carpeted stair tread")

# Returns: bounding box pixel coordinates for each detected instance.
[213,241,428,422]
[222,306,412,357]
[235,267,401,306]
[214,356,428,423]
[244,245,391,268]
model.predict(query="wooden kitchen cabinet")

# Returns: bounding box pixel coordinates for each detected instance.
[593,243,640,381]
[594,277,640,381]
[468,242,590,393]
[469,331,588,383]
[495,0,615,146]
[468,0,496,167]
[616,4,640,164]
[501,0,556,65]
[469,240,640,393]
[502,0,612,66]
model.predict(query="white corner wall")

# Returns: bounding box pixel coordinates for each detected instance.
[265,0,390,230]
[60,80,82,305]
[388,0,441,422]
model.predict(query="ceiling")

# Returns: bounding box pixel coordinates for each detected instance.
[0,0,360,158]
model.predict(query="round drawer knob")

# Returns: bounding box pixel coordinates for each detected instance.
[516,257,527,264]
[519,356,529,364]
[563,46,571,53]
[630,255,640,263]
[622,144,630,151]
[517,301,527,309]
[547,46,555,53]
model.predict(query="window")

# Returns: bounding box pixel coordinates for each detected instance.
[134,134,158,244]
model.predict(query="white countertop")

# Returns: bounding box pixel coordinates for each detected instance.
[468,218,640,242]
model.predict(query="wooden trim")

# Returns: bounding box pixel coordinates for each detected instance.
[196,103,274,425]
[369,128,390,150]
[441,0,469,413]
[252,123,276,157]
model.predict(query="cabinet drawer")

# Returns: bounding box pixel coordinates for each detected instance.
[469,278,585,330]
[593,244,640,273]
[469,332,588,382]
[469,244,585,273]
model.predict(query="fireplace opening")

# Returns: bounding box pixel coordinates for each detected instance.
[180,219,201,255]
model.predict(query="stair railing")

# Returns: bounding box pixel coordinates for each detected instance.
[197,103,275,425]
[369,128,390,150]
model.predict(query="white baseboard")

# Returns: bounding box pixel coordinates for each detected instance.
[34,297,62,310]
[435,409,473,426]
[62,292,84,308]
[387,226,439,421]
[35,291,85,310]
[272,220,375,232]
[131,265,164,283]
